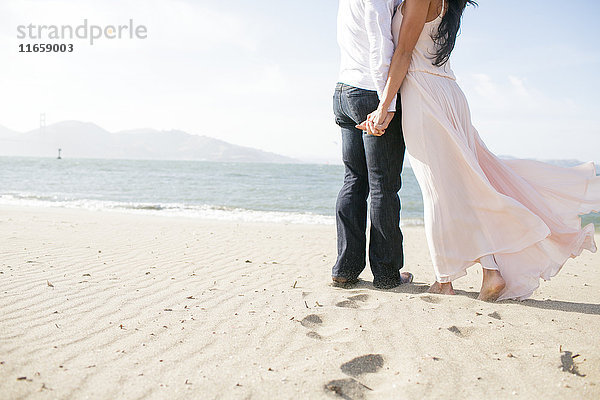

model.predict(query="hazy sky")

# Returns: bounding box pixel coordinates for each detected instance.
[1,0,599,164]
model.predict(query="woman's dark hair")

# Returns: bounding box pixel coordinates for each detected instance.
[431,0,478,66]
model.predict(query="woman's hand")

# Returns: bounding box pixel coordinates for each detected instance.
[356,108,395,136]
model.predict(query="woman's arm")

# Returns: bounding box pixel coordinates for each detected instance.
[379,0,431,112]
[362,0,431,135]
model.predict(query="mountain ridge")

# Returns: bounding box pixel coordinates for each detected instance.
[0,121,300,164]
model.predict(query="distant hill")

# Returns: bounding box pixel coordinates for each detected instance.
[0,121,299,164]
[0,125,17,138]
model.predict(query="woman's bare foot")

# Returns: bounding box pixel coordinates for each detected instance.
[427,281,455,295]
[477,269,506,301]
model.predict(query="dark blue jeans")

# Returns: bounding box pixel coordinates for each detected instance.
[332,83,406,287]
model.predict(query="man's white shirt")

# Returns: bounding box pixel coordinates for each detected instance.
[337,0,400,112]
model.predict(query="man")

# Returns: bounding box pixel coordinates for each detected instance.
[332,0,410,289]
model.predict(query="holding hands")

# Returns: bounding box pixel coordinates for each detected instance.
[356,106,395,136]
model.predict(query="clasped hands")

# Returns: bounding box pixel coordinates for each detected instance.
[356,107,395,136]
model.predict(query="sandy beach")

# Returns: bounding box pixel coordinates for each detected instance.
[0,205,598,399]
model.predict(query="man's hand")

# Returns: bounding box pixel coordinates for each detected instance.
[356,109,395,136]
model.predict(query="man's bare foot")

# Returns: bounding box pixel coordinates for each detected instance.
[477,269,506,301]
[401,271,414,284]
[427,281,455,295]
[331,276,359,288]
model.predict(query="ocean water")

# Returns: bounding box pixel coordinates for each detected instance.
[0,156,598,229]
[0,156,422,225]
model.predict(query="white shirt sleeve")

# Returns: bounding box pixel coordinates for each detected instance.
[364,0,397,113]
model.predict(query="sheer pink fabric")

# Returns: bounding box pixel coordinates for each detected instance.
[394,3,600,300]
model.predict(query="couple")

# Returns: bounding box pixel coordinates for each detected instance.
[332,0,600,301]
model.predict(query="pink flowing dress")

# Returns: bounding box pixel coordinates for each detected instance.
[392,1,600,300]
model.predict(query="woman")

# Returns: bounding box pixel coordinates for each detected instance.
[359,0,600,301]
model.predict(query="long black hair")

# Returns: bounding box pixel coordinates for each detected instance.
[431,0,478,66]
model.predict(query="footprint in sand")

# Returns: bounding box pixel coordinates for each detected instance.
[335,300,360,309]
[300,314,323,328]
[325,354,383,398]
[306,331,323,340]
[447,326,475,338]
[300,314,325,340]
[340,354,384,377]
[420,295,441,304]
[488,311,501,320]
[324,378,370,399]
[335,293,370,309]
[348,294,369,302]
